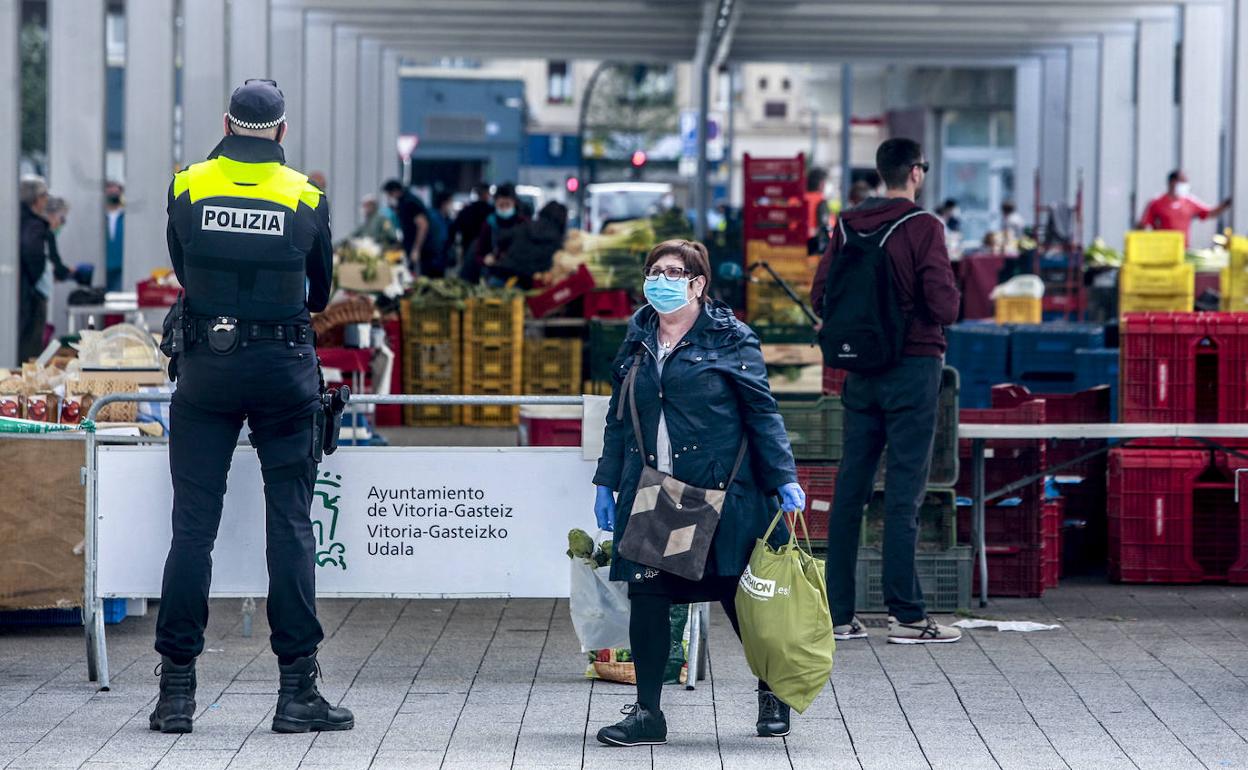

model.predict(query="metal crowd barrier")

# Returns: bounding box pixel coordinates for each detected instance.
[78,392,712,691]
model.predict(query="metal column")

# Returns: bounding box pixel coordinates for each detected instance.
[357,38,382,214]
[840,63,852,204]
[1068,42,1100,233]
[1097,33,1136,250]
[379,48,400,187]
[1234,0,1248,233]
[228,0,271,85]
[1040,50,1069,208]
[694,58,710,241]
[331,28,359,229]
[48,0,107,280]
[0,0,19,367]
[123,0,176,287]
[182,0,228,163]
[1015,59,1042,219]
[1135,16,1178,221]
[269,4,305,168]
[301,14,334,179]
[1180,2,1227,247]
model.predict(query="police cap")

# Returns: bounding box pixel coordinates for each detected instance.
[227,79,286,130]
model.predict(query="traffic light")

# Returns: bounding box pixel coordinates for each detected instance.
[631,150,647,168]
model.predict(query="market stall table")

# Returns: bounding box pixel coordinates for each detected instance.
[960,422,1248,607]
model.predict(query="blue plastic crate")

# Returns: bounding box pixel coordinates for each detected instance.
[959,379,995,408]
[1009,324,1104,378]
[0,598,127,627]
[947,323,1011,382]
[1074,347,1119,420]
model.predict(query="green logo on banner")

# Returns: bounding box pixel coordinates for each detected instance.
[312,471,347,570]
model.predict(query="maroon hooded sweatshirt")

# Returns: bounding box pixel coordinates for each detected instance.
[811,197,960,358]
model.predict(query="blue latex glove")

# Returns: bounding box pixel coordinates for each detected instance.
[779,482,806,514]
[594,485,617,531]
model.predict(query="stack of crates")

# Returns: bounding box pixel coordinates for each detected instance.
[956,399,1051,597]
[1008,323,1105,394]
[945,323,1011,407]
[994,296,1043,325]
[400,298,462,426]
[744,154,812,330]
[523,338,582,395]
[462,296,525,426]
[1222,235,1248,312]
[1120,230,1194,314]
[1120,312,1248,424]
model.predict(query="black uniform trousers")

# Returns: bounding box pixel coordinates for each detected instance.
[155,339,325,663]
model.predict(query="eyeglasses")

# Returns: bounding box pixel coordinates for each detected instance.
[644,266,693,281]
[912,161,930,173]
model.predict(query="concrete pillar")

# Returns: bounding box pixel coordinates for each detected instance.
[123,0,176,286]
[301,15,333,180]
[0,0,19,366]
[1135,16,1177,226]
[357,38,381,215]
[182,0,228,163]
[1098,33,1136,249]
[1039,50,1069,207]
[380,48,400,186]
[1015,59,1041,221]
[1233,0,1248,232]
[228,0,270,86]
[1068,41,1100,237]
[1180,2,1227,246]
[269,4,304,168]
[48,0,107,280]
[331,28,358,229]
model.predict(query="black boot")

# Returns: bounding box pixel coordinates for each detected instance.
[596,703,668,747]
[756,690,791,737]
[272,654,355,733]
[149,656,196,734]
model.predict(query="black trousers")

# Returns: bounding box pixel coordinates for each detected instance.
[17,290,47,363]
[629,577,767,711]
[155,340,324,662]
[826,356,942,626]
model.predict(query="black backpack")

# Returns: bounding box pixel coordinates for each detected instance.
[818,208,930,373]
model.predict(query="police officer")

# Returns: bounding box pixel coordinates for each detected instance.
[149,79,353,735]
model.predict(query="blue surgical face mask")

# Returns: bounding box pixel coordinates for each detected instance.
[496,205,515,220]
[644,274,691,314]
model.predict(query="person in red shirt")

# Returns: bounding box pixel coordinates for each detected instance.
[1138,169,1231,244]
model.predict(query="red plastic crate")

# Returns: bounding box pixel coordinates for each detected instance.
[527,264,594,319]
[742,228,809,248]
[822,367,847,396]
[136,278,181,307]
[744,154,806,181]
[972,546,1047,598]
[375,318,404,427]
[991,384,1111,424]
[1108,448,1208,583]
[792,463,837,540]
[1044,498,1063,588]
[1230,470,1248,584]
[1198,451,1247,580]
[521,416,582,447]
[583,289,633,320]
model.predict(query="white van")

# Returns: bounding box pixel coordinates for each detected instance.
[584,182,674,234]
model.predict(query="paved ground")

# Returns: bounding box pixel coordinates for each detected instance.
[4,582,1248,769]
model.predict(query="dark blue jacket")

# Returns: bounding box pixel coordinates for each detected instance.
[593,300,798,582]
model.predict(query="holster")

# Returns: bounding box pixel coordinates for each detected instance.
[159,294,187,381]
[318,386,350,458]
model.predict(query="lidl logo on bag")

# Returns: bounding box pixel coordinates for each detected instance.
[740,565,777,599]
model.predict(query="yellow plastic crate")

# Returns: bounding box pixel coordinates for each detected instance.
[401,298,461,342]
[1120,262,1195,296]
[1222,266,1248,300]
[461,380,520,426]
[1124,230,1184,267]
[747,280,812,325]
[464,296,525,342]
[745,241,816,282]
[1231,235,1248,272]
[994,296,1042,324]
[463,340,522,383]
[523,339,582,395]
[1119,291,1193,314]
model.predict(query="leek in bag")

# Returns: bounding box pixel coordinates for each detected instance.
[735,509,835,713]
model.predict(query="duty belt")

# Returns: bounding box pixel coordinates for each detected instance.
[189,316,312,351]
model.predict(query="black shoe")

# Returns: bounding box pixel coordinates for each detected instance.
[596,703,667,747]
[272,654,355,733]
[756,690,791,737]
[149,656,196,734]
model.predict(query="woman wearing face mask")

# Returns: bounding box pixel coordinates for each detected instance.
[592,239,806,747]
[468,182,528,284]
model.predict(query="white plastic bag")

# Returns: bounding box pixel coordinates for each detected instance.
[568,558,631,653]
[990,273,1045,300]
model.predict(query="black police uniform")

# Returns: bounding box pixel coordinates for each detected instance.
[154,127,332,666]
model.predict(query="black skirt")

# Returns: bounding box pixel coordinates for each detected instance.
[628,569,740,604]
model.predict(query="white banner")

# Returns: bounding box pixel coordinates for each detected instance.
[96,446,598,599]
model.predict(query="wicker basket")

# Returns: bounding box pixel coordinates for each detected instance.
[592,661,637,685]
[311,296,376,336]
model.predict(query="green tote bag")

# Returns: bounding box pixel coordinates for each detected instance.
[735,508,835,713]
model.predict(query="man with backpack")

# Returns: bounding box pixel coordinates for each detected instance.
[810,138,962,645]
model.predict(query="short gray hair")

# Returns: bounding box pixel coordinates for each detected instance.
[19,175,48,205]
[45,196,69,216]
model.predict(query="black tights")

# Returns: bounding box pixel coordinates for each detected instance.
[629,592,768,712]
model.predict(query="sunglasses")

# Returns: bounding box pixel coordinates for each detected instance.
[912,161,930,173]
[644,266,694,281]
